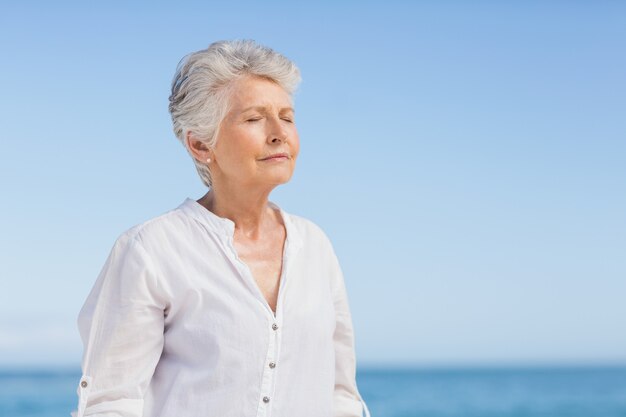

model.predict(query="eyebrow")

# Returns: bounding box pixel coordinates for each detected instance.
[239,105,295,114]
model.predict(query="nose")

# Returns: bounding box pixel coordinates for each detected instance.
[270,135,285,144]
[267,116,288,144]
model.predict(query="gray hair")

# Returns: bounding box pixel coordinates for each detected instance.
[168,39,302,188]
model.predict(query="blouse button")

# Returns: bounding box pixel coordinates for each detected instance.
[272,323,278,331]
[263,396,270,403]
[269,362,276,369]
[80,380,88,388]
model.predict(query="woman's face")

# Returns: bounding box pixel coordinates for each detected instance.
[210,75,299,190]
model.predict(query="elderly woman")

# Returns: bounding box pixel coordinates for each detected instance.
[73,40,369,417]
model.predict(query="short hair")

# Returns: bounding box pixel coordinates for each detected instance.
[168,39,302,188]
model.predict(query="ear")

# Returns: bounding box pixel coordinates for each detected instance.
[186,131,213,163]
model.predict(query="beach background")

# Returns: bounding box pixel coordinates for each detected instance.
[1,1,625,416]
[2,367,626,416]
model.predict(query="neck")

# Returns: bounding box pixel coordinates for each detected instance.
[198,180,276,240]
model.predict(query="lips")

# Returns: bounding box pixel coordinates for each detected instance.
[260,153,289,161]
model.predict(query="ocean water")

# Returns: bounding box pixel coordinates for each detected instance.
[1,366,625,417]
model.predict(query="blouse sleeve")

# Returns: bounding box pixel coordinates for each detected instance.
[72,233,167,417]
[329,247,371,417]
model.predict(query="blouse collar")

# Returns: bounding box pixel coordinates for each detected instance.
[178,197,302,250]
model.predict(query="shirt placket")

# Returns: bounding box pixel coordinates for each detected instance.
[255,317,280,417]
[224,234,291,417]
[256,241,292,417]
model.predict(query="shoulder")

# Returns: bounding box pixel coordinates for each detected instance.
[287,211,326,237]
[284,211,337,254]
[285,212,345,284]
[111,204,195,253]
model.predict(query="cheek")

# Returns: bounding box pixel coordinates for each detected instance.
[290,131,301,156]
[220,130,259,163]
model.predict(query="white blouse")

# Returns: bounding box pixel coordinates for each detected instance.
[73,197,370,417]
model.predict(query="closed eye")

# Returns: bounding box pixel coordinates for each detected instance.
[246,118,262,122]
[281,117,294,123]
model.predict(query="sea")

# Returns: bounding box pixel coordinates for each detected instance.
[1,366,625,417]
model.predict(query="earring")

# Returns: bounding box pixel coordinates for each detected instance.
[206,158,211,163]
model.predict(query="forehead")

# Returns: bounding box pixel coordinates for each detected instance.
[226,75,292,110]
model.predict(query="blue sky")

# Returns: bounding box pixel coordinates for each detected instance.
[1,1,625,368]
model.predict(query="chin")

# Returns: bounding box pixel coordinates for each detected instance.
[258,167,294,184]
[271,176,292,185]
[265,172,294,186]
